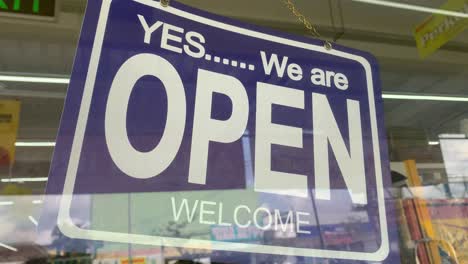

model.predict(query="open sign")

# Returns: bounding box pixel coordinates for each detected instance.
[105,53,366,204]
[44,0,395,262]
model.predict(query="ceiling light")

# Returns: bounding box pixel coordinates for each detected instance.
[32,200,43,204]
[1,72,468,103]
[0,201,14,206]
[439,133,466,139]
[1,177,48,183]
[382,94,468,102]
[0,74,69,84]
[428,141,439,145]
[0,242,17,252]
[15,142,56,147]
[28,216,38,226]
[352,0,468,18]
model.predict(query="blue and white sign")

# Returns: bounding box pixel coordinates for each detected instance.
[43,0,399,262]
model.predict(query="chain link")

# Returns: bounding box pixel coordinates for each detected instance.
[281,0,332,50]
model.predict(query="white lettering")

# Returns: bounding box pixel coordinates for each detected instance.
[105,54,185,178]
[184,31,206,58]
[137,15,163,44]
[313,93,367,204]
[234,205,251,228]
[260,51,288,77]
[334,73,349,90]
[199,200,216,225]
[274,209,294,232]
[161,23,184,53]
[255,82,308,197]
[287,63,303,81]
[189,69,249,184]
[296,212,311,234]
[253,207,272,230]
[311,68,326,86]
[218,202,232,226]
[171,197,199,223]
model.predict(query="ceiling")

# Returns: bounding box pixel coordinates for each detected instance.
[0,0,467,191]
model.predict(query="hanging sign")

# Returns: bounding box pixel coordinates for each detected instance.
[414,0,468,58]
[43,0,397,262]
[0,100,20,167]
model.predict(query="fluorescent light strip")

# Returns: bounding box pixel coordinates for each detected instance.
[352,0,468,18]
[0,242,17,252]
[0,75,467,102]
[428,141,440,145]
[0,201,14,206]
[382,94,468,102]
[439,133,466,139]
[15,142,56,147]
[32,200,43,204]
[1,177,48,183]
[28,216,38,226]
[0,75,69,84]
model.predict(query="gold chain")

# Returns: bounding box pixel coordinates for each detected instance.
[282,0,332,50]
[160,0,331,49]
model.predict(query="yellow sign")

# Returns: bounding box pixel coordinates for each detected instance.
[414,0,468,58]
[0,100,21,166]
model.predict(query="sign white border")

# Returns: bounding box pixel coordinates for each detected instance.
[57,0,389,261]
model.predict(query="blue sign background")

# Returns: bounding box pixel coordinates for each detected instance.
[42,0,401,262]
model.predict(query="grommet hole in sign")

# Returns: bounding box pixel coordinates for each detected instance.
[160,0,169,8]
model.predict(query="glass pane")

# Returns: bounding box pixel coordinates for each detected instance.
[0,0,467,263]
